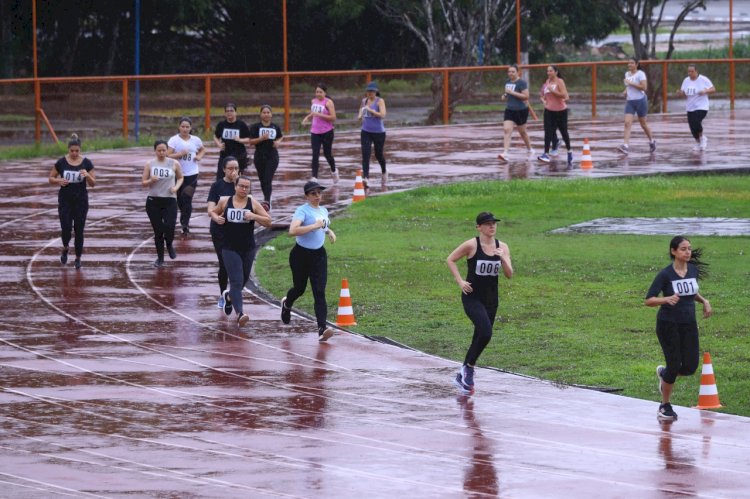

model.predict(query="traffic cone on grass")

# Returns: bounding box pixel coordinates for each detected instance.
[694,352,723,409]
[335,278,357,326]
[353,170,366,202]
[580,138,593,169]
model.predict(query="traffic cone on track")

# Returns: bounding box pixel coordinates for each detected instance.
[580,138,593,169]
[335,278,357,326]
[694,352,723,410]
[352,170,366,202]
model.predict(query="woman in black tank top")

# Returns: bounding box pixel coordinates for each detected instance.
[447,212,513,395]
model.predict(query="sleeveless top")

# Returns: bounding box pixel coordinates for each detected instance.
[147,158,178,199]
[310,97,334,134]
[222,195,256,252]
[361,97,385,133]
[466,237,501,301]
[541,80,567,111]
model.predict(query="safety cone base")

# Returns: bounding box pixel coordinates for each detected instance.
[335,278,357,326]
[693,352,722,410]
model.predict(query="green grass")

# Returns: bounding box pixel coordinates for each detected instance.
[0,136,158,161]
[256,175,750,416]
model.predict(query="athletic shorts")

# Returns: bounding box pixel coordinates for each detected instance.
[503,108,529,126]
[624,97,648,118]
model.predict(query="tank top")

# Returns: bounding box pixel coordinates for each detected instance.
[541,80,567,111]
[147,158,178,198]
[361,97,385,133]
[222,195,256,252]
[466,237,501,301]
[310,97,334,134]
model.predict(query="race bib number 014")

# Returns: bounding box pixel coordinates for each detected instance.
[671,278,699,296]
[63,170,83,183]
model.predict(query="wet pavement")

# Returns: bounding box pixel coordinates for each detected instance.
[2,111,750,498]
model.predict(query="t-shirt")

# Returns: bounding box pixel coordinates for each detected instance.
[624,70,647,101]
[214,120,251,159]
[292,203,330,250]
[167,134,203,177]
[681,74,713,112]
[645,263,700,324]
[207,179,236,237]
[249,122,283,155]
[55,157,94,199]
[504,78,528,111]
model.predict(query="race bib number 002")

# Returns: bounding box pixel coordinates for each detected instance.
[259,127,277,140]
[671,278,699,296]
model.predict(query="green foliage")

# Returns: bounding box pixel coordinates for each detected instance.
[0,135,156,161]
[257,175,750,416]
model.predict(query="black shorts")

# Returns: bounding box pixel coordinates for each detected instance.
[504,108,529,126]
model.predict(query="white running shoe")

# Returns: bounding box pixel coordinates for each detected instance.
[700,135,708,150]
[332,170,339,184]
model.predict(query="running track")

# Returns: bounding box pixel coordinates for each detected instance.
[1,113,750,498]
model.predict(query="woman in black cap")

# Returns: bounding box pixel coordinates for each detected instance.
[280,180,337,342]
[446,212,513,394]
[358,81,387,186]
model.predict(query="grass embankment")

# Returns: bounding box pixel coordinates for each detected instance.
[0,136,157,161]
[256,175,750,416]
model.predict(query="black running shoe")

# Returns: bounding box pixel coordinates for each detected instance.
[153,258,164,268]
[657,402,677,421]
[222,289,233,316]
[74,259,81,270]
[167,244,176,259]
[60,248,68,264]
[453,372,473,395]
[318,327,333,342]
[280,296,291,324]
[237,313,249,327]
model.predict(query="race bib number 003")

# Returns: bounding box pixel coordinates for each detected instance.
[151,166,173,179]
[671,278,699,296]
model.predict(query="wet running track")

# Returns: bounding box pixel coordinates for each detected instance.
[2,112,750,498]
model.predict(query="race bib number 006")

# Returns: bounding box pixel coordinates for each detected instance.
[475,259,500,277]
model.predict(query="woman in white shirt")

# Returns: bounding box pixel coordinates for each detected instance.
[167,117,205,235]
[619,58,656,155]
[676,64,715,151]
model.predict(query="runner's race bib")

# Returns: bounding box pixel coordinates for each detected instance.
[259,127,277,140]
[311,103,325,114]
[63,170,83,183]
[505,83,516,93]
[671,278,699,296]
[684,86,697,96]
[226,208,250,223]
[151,166,173,179]
[475,259,500,277]
[222,128,240,140]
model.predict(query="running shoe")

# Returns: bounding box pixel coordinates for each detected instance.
[237,313,249,327]
[461,365,475,389]
[567,151,573,168]
[656,365,665,395]
[551,137,560,156]
[280,296,291,324]
[261,200,271,212]
[527,148,536,156]
[362,177,369,188]
[497,151,508,162]
[74,259,81,270]
[332,170,339,185]
[318,326,334,342]
[217,294,225,309]
[700,135,708,150]
[537,153,551,163]
[453,372,473,395]
[382,171,388,184]
[310,177,318,182]
[657,402,677,421]
[153,258,164,268]
[60,248,68,265]
[692,143,702,151]
[167,243,176,260]
[181,226,190,236]
[617,144,629,154]
[222,289,233,316]
[649,140,657,153]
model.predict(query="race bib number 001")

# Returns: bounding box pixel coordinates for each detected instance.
[63,170,83,183]
[226,208,249,223]
[671,278,699,296]
[475,259,500,277]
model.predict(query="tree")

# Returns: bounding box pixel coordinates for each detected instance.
[373,0,516,123]
[610,0,707,109]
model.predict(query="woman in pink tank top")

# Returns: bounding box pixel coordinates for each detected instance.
[538,65,573,168]
[302,83,338,184]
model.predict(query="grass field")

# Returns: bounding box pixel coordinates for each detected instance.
[256,174,750,416]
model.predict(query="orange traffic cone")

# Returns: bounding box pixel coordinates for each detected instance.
[580,138,593,169]
[694,352,722,409]
[352,170,366,202]
[335,278,357,326]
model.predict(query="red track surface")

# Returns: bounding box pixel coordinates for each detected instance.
[2,113,750,498]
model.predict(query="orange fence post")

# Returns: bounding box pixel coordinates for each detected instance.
[34,80,41,143]
[730,60,736,111]
[283,73,291,134]
[122,79,128,140]
[661,61,668,113]
[591,63,597,118]
[39,109,59,144]
[204,76,211,132]
[442,69,450,125]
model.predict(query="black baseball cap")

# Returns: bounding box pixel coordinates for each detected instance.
[304,180,326,194]
[476,212,500,225]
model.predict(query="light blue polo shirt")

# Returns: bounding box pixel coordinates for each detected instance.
[293,203,330,249]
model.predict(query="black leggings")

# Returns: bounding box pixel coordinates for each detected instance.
[361,130,386,179]
[461,294,498,366]
[285,244,328,330]
[311,130,336,179]
[211,231,228,294]
[656,319,700,384]
[58,194,88,258]
[687,110,708,141]
[543,109,570,153]
[254,149,279,202]
[177,174,198,230]
[146,196,177,260]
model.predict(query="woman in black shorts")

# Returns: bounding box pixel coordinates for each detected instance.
[498,64,534,161]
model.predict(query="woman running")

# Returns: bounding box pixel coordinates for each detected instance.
[498,64,534,161]
[142,140,184,268]
[301,83,338,184]
[280,181,337,342]
[645,236,712,421]
[210,175,271,327]
[48,134,96,270]
[207,157,239,311]
[677,64,715,151]
[167,117,205,235]
[214,103,251,180]
[249,105,284,210]
[537,65,573,168]
[619,58,656,155]
[447,212,513,394]
[358,81,387,186]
